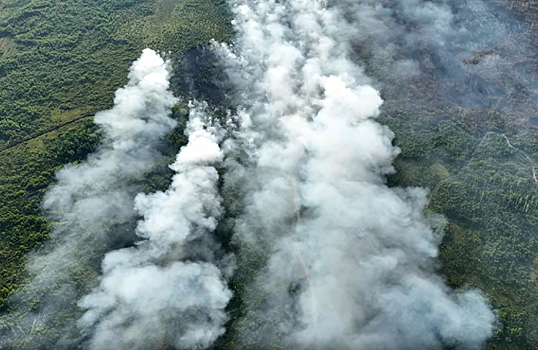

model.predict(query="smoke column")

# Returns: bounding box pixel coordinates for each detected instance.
[0,49,177,348]
[78,105,232,350]
[219,0,496,349]
[39,48,177,288]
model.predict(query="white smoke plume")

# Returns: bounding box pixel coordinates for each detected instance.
[38,48,177,276]
[78,105,232,350]
[0,49,177,348]
[219,0,496,349]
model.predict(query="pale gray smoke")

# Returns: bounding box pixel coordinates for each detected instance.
[219,0,495,349]
[0,49,177,348]
[346,0,535,110]
[78,105,232,350]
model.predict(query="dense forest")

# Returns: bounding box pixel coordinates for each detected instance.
[0,0,230,334]
[1,0,538,349]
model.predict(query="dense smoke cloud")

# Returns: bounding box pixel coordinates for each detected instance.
[219,0,495,348]
[0,0,515,349]
[0,48,232,350]
[79,106,232,350]
[0,49,177,348]
[39,48,177,277]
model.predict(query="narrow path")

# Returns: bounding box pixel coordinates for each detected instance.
[455,129,537,182]
[0,114,94,155]
[501,133,538,182]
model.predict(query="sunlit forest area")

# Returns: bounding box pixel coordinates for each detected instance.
[1,0,538,349]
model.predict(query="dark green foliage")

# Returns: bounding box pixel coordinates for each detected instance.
[385,101,538,349]
[3,0,538,349]
[0,120,100,308]
[0,0,231,148]
[0,0,232,331]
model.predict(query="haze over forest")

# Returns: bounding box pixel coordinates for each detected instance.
[1,0,538,349]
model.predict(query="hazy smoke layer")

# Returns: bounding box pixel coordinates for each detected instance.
[78,106,231,350]
[0,49,177,348]
[347,0,538,113]
[220,0,495,348]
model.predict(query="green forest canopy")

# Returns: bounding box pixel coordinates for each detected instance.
[1,0,538,349]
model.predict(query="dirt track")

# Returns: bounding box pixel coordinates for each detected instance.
[0,114,94,154]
